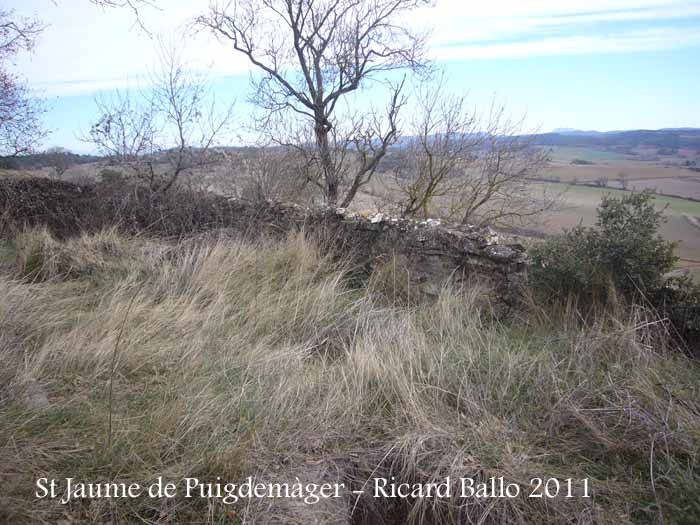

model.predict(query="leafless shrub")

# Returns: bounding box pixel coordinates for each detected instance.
[394,78,479,218]
[238,145,310,204]
[85,42,234,192]
[395,81,558,227]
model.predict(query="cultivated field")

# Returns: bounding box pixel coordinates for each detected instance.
[545,146,633,163]
[545,161,697,184]
[524,145,700,277]
[541,146,700,198]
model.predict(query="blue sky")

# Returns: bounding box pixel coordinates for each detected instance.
[8,0,700,152]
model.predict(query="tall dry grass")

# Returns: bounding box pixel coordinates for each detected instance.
[0,228,698,523]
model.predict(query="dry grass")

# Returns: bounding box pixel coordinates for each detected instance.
[13,227,159,282]
[0,229,699,523]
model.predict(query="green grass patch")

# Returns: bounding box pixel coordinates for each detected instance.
[543,146,632,163]
[549,182,700,216]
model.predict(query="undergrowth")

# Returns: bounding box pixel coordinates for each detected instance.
[0,228,699,523]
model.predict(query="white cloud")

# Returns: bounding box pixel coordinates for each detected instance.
[8,0,700,95]
[414,0,700,57]
[416,0,698,28]
[32,77,145,97]
[433,26,700,60]
[11,0,251,96]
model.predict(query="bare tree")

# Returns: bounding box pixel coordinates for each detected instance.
[44,147,73,178]
[89,0,154,10]
[87,89,158,186]
[0,9,44,54]
[237,144,309,202]
[448,123,555,227]
[257,90,407,207]
[86,43,234,192]
[88,0,157,33]
[396,84,556,227]
[595,176,609,188]
[617,172,629,190]
[197,0,430,207]
[394,79,479,218]
[0,10,47,158]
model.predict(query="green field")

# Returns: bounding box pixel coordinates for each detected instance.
[551,183,700,216]
[543,146,633,163]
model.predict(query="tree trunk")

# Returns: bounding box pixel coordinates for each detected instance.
[314,118,337,206]
[339,177,362,209]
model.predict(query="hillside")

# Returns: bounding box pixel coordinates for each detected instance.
[0,179,699,523]
[534,128,700,150]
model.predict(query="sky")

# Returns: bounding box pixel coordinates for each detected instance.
[7,0,700,153]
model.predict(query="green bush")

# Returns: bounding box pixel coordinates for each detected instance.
[530,191,677,304]
[530,191,700,352]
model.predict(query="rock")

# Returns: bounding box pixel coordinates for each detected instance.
[484,245,518,263]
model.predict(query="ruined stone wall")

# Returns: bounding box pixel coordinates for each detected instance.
[0,177,528,305]
[283,207,528,306]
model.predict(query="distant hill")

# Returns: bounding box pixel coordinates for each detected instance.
[549,128,616,137]
[0,151,103,170]
[2,129,699,171]
[535,128,700,149]
[394,128,700,153]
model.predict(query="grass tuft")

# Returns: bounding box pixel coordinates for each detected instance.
[0,229,698,523]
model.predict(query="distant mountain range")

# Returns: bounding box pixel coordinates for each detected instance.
[535,128,700,149]
[551,127,700,135]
